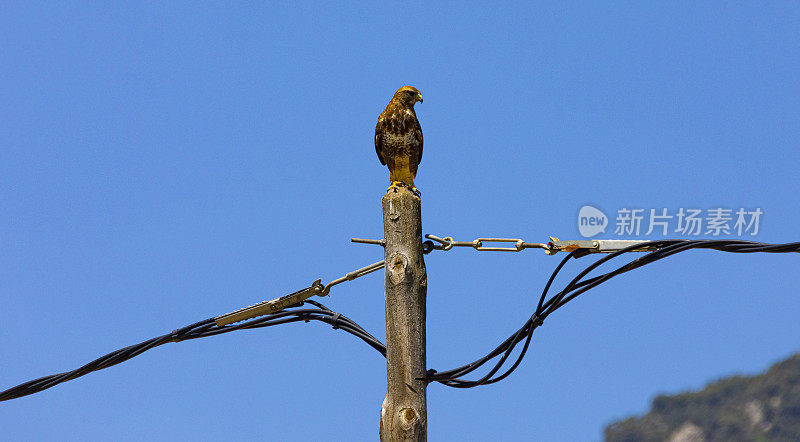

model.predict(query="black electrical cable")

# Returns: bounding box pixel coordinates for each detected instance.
[427,251,578,387]
[0,299,384,402]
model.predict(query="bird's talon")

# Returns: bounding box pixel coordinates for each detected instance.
[387,181,406,192]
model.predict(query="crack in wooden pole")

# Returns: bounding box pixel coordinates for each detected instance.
[379,187,427,441]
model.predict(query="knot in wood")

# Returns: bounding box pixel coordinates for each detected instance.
[399,407,418,430]
[388,252,409,284]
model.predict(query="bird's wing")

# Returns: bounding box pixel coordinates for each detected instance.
[375,113,386,166]
[413,114,423,165]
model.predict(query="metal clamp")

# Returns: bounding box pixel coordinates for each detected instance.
[215,280,324,326]
[547,237,660,254]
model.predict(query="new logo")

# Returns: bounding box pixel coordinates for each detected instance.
[578,205,608,238]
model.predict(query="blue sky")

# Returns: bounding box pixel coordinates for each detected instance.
[2,2,799,440]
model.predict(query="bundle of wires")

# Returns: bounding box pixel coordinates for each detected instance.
[0,300,383,401]
[2,238,798,400]
[426,239,800,387]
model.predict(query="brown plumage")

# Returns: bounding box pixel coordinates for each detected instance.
[375,86,423,194]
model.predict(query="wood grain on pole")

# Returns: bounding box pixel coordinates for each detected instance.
[379,187,427,441]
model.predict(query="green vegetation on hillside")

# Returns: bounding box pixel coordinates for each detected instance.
[605,354,800,442]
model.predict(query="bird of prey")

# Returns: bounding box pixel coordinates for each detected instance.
[375,86,423,195]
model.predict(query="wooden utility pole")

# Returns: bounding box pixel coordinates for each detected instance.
[379,186,427,441]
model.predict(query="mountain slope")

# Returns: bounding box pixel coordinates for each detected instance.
[605,354,800,442]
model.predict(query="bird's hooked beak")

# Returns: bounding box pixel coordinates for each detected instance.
[416,93,423,103]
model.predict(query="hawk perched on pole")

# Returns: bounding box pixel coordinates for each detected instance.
[375,86,423,195]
